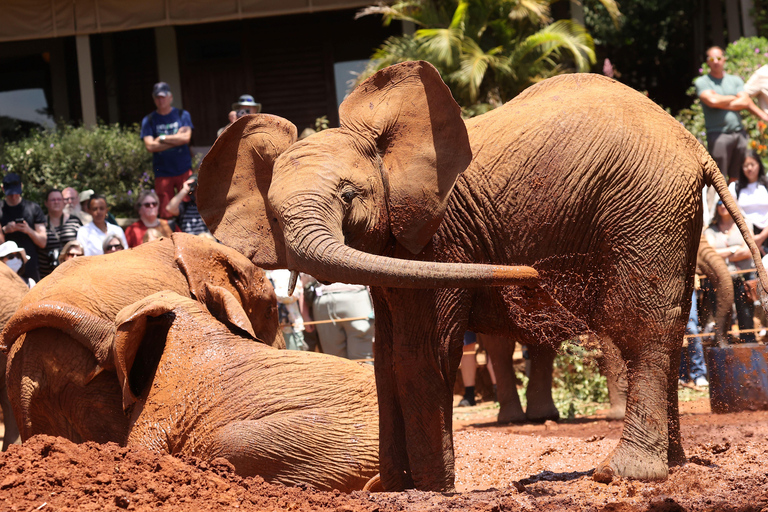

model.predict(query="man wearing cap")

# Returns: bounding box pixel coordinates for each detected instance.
[1,173,46,282]
[140,82,195,219]
[233,94,261,119]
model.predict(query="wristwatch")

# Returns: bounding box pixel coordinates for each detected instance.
[159,135,167,143]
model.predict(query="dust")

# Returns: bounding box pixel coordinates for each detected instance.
[2,400,766,511]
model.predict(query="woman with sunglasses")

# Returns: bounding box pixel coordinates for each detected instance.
[102,236,125,253]
[0,240,35,288]
[57,241,84,264]
[124,190,179,248]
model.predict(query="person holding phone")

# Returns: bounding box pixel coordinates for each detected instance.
[1,173,46,282]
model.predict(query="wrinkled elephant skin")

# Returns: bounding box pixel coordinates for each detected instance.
[116,291,379,492]
[198,62,768,491]
[0,264,29,450]
[1,233,282,445]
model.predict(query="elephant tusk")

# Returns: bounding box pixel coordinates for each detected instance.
[287,270,299,297]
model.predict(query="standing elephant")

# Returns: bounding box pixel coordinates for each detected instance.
[480,236,734,425]
[1,233,282,445]
[0,263,29,450]
[115,291,379,491]
[198,61,768,490]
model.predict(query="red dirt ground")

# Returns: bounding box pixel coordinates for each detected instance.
[1,397,766,511]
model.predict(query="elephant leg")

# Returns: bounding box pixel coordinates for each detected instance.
[0,353,20,451]
[525,343,560,422]
[666,342,686,467]
[479,334,525,424]
[597,336,627,421]
[370,290,413,491]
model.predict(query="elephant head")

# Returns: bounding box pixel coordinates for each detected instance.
[111,291,380,492]
[198,61,539,288]
[0,233,282,444]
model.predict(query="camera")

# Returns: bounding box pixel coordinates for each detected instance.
[188,175,198,195]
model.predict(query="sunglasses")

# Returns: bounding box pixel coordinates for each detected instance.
[66,252,83,258]
[708,56,725,62]
[105,244,123,252]
[142,202,158,208]
[2,254,21,261]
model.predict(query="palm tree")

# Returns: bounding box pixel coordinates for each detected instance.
[356,0,621,115]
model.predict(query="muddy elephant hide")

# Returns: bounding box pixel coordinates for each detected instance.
[0,264,29,450]
[198,61,768,490]
[1,233,282,445]
[115,291,378,492]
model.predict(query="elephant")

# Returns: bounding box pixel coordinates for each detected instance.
[479,236,734,425]
[197,61,768,490]
[114,291,379,492]
[0,263,29,450]
[1,233,283,445]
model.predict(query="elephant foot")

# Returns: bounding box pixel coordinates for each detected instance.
[525,402,560,423]
[593,442,668,483]
[604,403,626,421]
[496,406,527,425]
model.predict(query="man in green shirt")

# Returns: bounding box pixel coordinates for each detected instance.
[696,46,768,181]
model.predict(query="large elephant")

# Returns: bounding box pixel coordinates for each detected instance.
[198,61,768,490]
[480,236,734,425]
[1,233,282,445]
[115,291,379,491]
[0,263,29,450]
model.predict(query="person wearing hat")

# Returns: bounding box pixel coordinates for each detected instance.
[1,173,46,283]
[0,240,35,288]
[232,94,261,120]
[140,82,195,219]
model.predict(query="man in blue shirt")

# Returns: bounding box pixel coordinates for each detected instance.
[140,82,195,219]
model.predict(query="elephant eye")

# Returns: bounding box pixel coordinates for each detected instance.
[341,190,357,204]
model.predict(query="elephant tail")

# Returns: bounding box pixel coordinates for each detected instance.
[1,301,116,370]
[703,157,768,314]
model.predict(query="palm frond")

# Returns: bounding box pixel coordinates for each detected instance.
[511,19,595,72]
[507,0,552,24]
[415,27,464,67]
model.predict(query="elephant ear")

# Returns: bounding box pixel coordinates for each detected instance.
[114,292,191,411]
[339,61,472,254]
[172,233,282,347]
[197,114,298,268]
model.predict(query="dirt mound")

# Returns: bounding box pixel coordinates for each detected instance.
[1,402,767,511]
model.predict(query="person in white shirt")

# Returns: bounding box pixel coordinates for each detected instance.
[76,195,128,256]
[745,64,768,113]
[728,150,768,253]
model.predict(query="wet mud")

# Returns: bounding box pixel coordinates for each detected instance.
[1,399,766,511]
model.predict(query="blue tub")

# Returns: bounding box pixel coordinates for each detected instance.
[704,344,768,413]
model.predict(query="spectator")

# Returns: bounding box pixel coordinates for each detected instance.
[696,46,768,219]
[166,175,208,235]
[680,291,708,387]
[729,150,768,253]
[303,276,374,360]
[124,191,178,247]
[704,199,757,344]
[0,240,35,287]
[140,82,195,219]
[458,332,478,406]
[143,228,163,244]
[102,236,125,254]
[217,110,238,137]
[58,241,84,264]
[232,94,261,119]
[744,64,768,113]
[76,195,128,256]
[38,188,82,278]
[267,270,309,351]
[63,187,91,224]
[1,173,46,282]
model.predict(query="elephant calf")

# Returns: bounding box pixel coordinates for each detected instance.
[115,291,379,492]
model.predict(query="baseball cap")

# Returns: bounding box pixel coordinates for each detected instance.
[2,172,22,195]
[232,94,262,112]
[152,82,172,97]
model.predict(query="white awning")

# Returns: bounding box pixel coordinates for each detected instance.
[0,0,372,43]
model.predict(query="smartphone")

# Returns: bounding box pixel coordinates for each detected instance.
[15,218,25,224]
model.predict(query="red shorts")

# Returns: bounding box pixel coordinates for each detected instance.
[155,170,193,219]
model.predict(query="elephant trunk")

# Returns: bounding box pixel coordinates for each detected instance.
[1,301,116,370]
[284,222,539,289]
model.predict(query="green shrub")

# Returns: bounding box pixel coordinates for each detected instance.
[0,123,152,217]
[552,340,609,418]
[676,36,768,154]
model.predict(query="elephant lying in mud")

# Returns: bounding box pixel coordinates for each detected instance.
[0,263,29,450]
[482,236,734,425]
[198,61,768,490]
[116,291,379,492]
[1,233,282,445]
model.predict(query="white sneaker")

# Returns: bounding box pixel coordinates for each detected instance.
[694,376,709,387]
